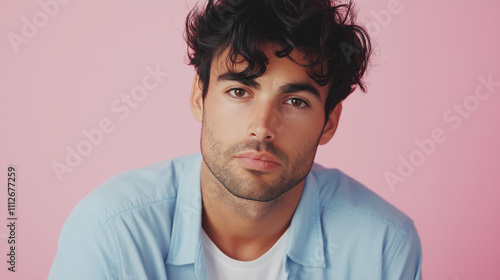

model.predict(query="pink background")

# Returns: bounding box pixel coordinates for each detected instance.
[1,0,499,279]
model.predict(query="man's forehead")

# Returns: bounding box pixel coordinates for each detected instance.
[211,44,325,79]
[210,45,330,99]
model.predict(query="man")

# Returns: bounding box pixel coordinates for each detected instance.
[50,0,422,279]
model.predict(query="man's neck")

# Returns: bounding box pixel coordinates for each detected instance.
[200,162,304,261]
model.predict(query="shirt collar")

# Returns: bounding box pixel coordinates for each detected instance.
[166,153,204,266]
[285,169,326,267]
[165,154,326,269]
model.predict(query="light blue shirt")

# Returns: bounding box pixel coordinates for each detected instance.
[49,153,422,280]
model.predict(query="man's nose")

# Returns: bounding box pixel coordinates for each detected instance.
[247,102,282,142]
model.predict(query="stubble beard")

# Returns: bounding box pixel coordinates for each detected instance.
[200,115,322,206]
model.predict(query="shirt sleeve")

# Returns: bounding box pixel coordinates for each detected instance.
[383,218,423,280]
[48,200,118,280]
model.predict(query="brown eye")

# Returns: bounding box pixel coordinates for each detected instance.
[290,98,303,107]
[228,88,248,98]
[285,98,310,109]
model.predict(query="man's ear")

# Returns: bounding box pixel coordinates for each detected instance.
[190,74,204,122]
[319,102,342,145]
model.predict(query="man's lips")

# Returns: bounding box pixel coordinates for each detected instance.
[234,151,281,171]
[234,151,280,164]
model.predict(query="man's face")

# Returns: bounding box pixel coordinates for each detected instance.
[193,43,340,202]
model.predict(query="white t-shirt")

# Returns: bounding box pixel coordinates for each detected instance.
[201,228,290,280]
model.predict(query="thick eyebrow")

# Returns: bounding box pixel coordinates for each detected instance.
[217,72,260,89]
[217,72,322,101]
[279,82,322,101]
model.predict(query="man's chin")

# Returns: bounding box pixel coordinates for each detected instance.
[223,181,289,203]
[227,191,282,203]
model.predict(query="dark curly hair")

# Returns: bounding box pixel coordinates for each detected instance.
[185,0,371,123]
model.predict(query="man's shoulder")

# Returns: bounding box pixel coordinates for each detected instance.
[310,163,411,229]
[78,153,202,221]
